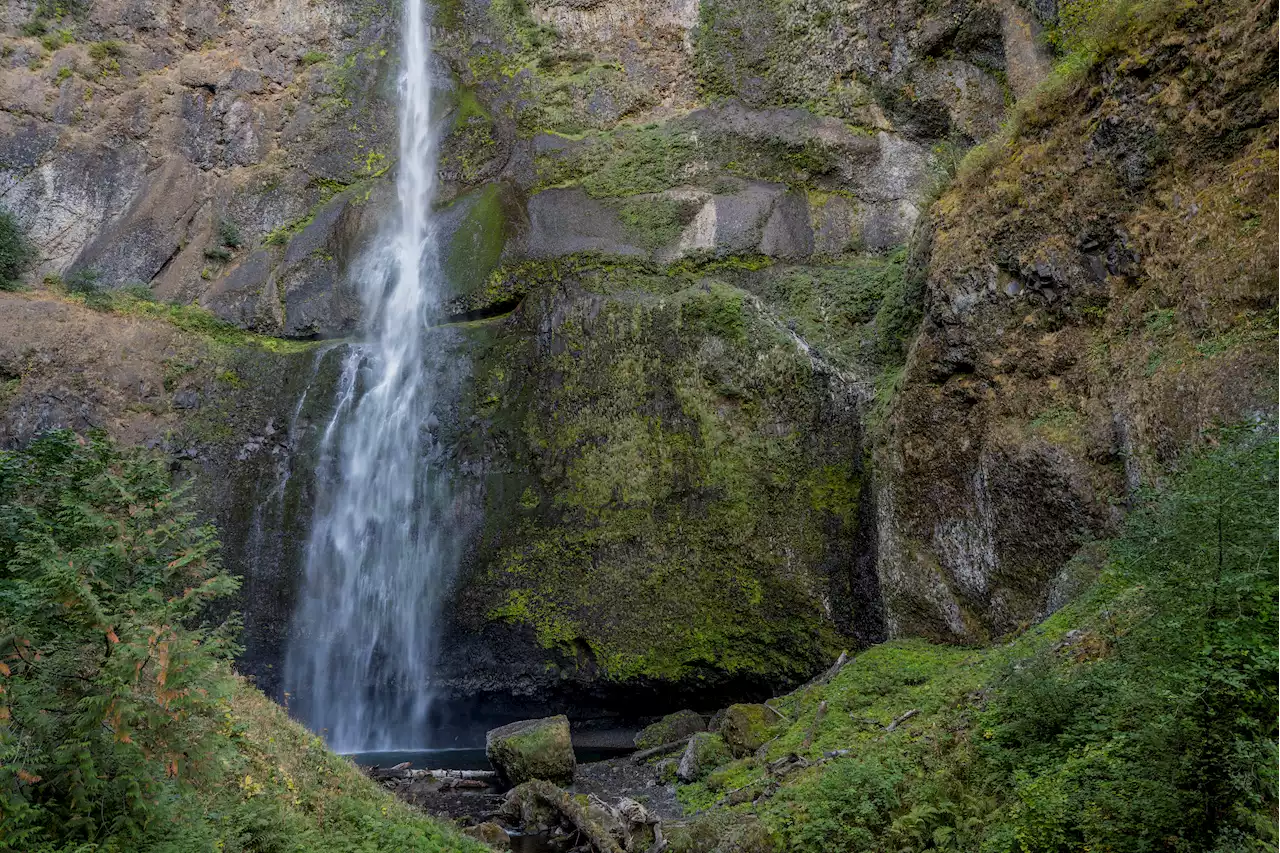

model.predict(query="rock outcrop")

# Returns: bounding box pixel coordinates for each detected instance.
[676,732,731,783]
[872,0,1278,641]
[1,0,401,337]
[485,715,576,786]
[634,710,706,750]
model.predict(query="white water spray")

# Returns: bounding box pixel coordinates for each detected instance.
[283,0,451,751]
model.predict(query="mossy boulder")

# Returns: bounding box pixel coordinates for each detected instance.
[718,704,775,758]
[634,710,707,749]
[486,715,576,787]
[677,732,732,783]
[464,821,511,849]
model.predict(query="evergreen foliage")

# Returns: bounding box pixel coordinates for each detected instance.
[0,210,33,291]
[0,430,240,845]
[978,425,1279,852]
[0,431,481,853]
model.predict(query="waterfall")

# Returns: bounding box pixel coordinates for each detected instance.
[282,0,451,752]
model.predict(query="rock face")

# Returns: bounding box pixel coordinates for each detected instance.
[485,716,576,787]
[2,0,1024,724]
[634,710,706,749]
[871,0,1278,641]
[0,0,402,338]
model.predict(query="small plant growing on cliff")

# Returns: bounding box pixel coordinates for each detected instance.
[217,217,243,249]
[87,39,121,62]
[63,265,101,294]
[204,218,242,263]
[0,210,34,291]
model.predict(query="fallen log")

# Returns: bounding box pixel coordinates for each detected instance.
[884,709,919,733]
[510,780,625,853]
[630,737,693,764]
[802,700,828,748]
[407,768,500,781]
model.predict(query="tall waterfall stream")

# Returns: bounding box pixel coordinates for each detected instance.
[282,0,453,752]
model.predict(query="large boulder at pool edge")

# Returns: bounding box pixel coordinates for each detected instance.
[485,715,575,786]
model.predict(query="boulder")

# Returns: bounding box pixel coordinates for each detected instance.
[676,732,731,783]
[718,704,775,758]
[486,715,576,787]
[464,821,511,849]
[633,709,706,749]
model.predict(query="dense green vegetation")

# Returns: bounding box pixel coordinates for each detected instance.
[671,427,1279,852]
[0,209,33,291]
[0,431,481,853]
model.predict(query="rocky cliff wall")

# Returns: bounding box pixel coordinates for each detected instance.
[874,0,1277,641]
[1,0,402,337]
[1,0,1272,733]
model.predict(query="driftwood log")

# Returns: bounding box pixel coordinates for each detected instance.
[630,737,693,764]
[511,780,626,853]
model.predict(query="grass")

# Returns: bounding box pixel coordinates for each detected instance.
[42,287,322,353]
[131,677,488,853]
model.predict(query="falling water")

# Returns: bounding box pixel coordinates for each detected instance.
[282,0,451,752]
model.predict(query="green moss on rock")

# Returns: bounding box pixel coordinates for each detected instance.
[456,257,866,689]
[635,710,707,749]
[677,732,733,783]
[718,703,776,757]
[441,183,513,306]
[485,715,576,786]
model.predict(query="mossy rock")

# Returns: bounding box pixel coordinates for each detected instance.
[718,704,775,758]
[634,709,707,749]
[464,821,511,849]
[677,732,732,783]
[485,715,575,787]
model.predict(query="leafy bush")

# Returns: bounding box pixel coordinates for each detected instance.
[63,266,101,295]
[87,40,122,62]
[120,282,157,302]
[0,210,34,291]
[765,757,903,852]
[0,431,241,846]
[978,425,1279,852]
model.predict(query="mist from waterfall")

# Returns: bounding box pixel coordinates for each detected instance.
[282,0,452,752]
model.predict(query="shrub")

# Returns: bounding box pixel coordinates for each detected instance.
[63,266,101,294]
[216,217,243,249]
[300,50,328,66]
[0,431,241,846]
[764,756,903,852]
[0,211,33,291]
[87,39,122,62]
[979,425,1279,852]
[119,282,157,302]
